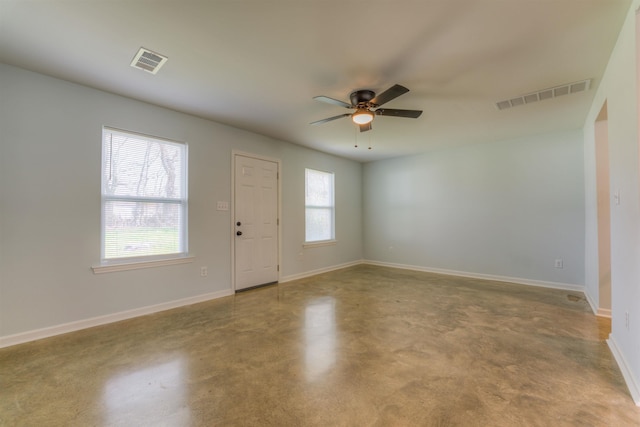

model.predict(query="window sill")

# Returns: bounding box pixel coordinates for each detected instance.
[92,255,194,274]
[303,240,337,249]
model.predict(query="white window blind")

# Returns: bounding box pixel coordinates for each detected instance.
[101,128,188,261]
[305,168,335,242]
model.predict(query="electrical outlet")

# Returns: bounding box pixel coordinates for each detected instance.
[554,258,563,269]
[201,266,208,277]
[625,311,630,331]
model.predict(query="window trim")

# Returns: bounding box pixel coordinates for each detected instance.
[92,255,194,274]
[304,168,335,244]
[303,239,337,249]
[98,127,189,268]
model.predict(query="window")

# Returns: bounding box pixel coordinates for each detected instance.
[305,168,335,243]
[101,128,187,262]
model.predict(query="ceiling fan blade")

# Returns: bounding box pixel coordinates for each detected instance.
[310,113,351,125]
[370,84,409,107]
[359,122,372,132]
[376,108,423,118]
[313,96,353,109]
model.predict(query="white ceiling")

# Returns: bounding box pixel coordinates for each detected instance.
[0,0,631,162]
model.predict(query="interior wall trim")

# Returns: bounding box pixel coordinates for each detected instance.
[597,308,612,318]
[363,260,585,293]
[0,289,233,349]
[1,259,365,349]
[279,259,364,283]
[608,335,640,405]
[0,259,588,349]
[584,288,599,315]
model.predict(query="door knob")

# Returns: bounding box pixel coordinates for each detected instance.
[236,221,241,226]
[236,231,243,236]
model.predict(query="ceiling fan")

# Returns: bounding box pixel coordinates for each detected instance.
[310,84,422,132]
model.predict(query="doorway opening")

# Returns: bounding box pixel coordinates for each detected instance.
[594,101,611,323]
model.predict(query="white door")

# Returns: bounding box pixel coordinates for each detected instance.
[234,154,279,290]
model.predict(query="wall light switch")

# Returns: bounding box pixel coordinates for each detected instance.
[614,190,620,206]
[216,201,229,211]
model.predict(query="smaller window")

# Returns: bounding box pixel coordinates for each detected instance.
[101,128,188,262]
[305,168,335,243]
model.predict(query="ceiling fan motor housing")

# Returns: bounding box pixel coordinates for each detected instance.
[350,90,375,107]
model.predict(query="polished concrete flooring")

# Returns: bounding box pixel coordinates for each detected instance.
[1,265,639,426]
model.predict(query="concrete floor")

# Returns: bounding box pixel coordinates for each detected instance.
[1,265,639,426]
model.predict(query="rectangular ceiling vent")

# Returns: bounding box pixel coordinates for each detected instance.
[130,47,168,74]
[496,79,591,111]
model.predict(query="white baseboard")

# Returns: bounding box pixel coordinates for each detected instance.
[279,259,364,283]
[363,260,585,293]
[2,258,365,348]
[0,260,588,349]
[608,334,640,405]
[583,287,612,318]
[584,289,598,315]
[0,289,233,349]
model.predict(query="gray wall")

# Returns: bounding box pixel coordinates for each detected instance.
[363,130,586,286]
[583,0,640,403]
[0,64,363,338]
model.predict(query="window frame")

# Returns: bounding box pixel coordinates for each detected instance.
[96,127,190,271]
[304,168,336,245]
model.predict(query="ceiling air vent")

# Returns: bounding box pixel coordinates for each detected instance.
[496,79,591,110]
[130,47,168,74]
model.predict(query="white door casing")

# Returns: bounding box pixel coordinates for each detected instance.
[233,154,279,290]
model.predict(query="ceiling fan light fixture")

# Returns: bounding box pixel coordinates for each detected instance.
[312,84,421,131]
[352,109,374,125]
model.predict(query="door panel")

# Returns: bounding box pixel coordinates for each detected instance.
[234,155,279,290]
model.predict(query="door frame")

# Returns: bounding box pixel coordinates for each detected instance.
[594,101,612,318]
[231,150,282,291]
